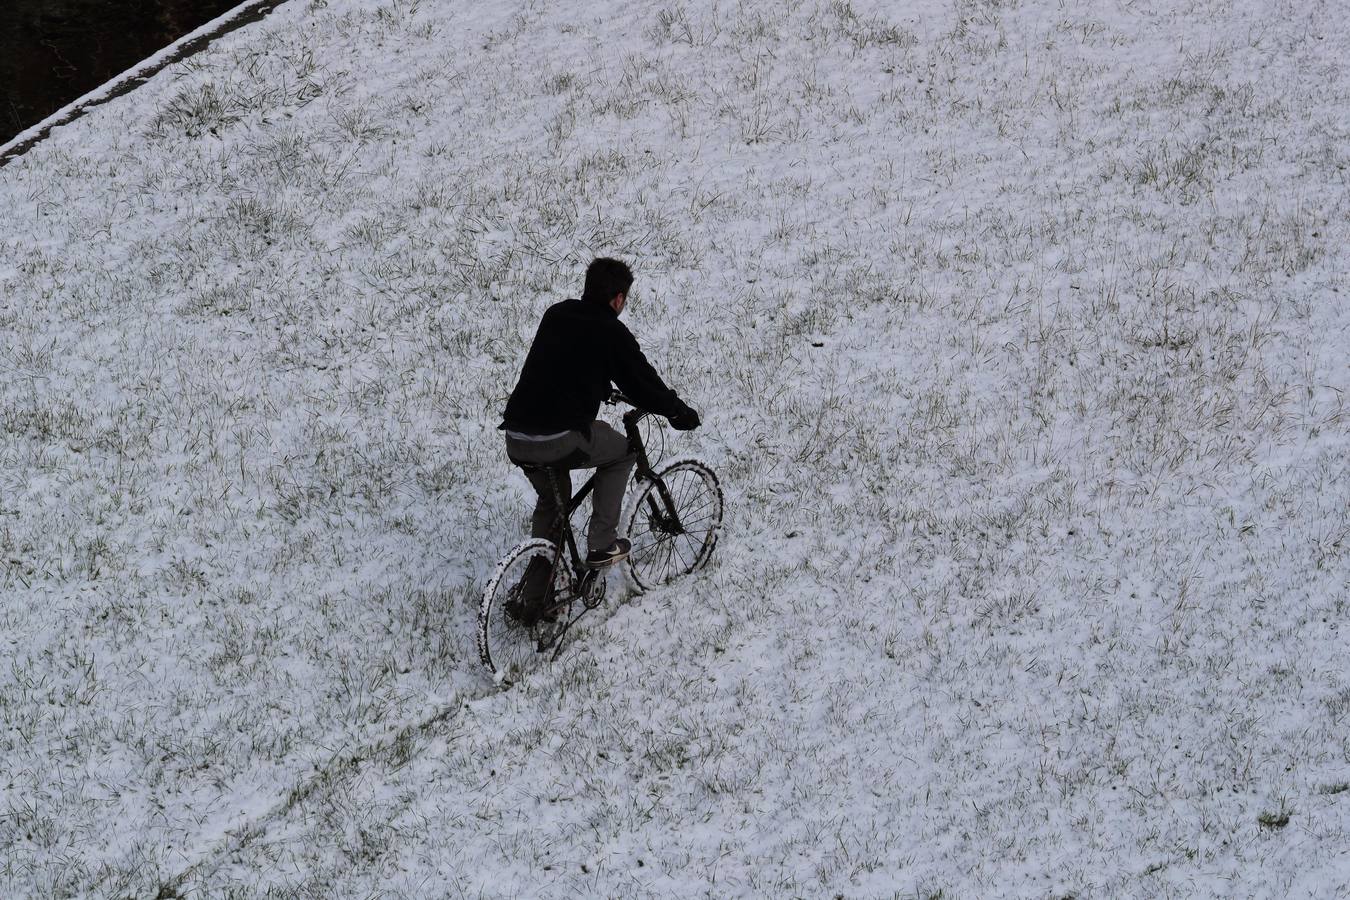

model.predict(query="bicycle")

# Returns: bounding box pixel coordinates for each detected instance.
[478,392,723,682]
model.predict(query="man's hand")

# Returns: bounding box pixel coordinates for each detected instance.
[668,403,701,431]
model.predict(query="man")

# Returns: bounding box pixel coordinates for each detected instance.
[500,258,700,620]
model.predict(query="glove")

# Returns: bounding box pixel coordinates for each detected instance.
[668,402,701,431]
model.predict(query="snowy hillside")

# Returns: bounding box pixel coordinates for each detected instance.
[1,0,1348,895]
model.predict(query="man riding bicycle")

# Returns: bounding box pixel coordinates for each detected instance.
[500,257,701,621]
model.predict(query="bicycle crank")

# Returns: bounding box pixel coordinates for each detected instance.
[579,570,608,609]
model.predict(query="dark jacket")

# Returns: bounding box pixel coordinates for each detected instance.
[501,297,688,434]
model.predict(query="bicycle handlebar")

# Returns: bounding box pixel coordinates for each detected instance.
[606,390,652,428]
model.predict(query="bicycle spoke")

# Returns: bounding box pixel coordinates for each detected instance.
[673,526,715,539]
[480,540,580,679]
[671,471,696,513]
[656,533,676,581]
[679,535,701,572]
[623,461,722,592]
[672,510,715,532]
[631,543,668,572]
[631,531,661,550]
[677,493,714,516]
[679,471,702,509]
[670,530,692,574]
[631,519,666,548]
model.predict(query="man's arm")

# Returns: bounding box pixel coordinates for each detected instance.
[609,323,694,422]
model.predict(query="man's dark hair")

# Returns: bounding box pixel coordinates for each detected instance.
[581,257,634,304]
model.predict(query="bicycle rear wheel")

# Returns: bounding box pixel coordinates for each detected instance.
[478,539,573,682]
[623,458,723,593]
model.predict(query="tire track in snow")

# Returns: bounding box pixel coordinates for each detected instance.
[158,594,638,893]
[155,686,485,896]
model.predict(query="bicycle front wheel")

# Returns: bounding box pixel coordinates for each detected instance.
[624,458,723,593]
[478,539,572,682]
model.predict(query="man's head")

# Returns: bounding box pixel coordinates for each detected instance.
[581,257,633,314]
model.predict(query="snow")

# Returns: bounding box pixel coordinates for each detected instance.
[1,0,1348,896]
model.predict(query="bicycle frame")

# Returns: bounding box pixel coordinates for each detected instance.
[542,468,597,576]
[530,467,608,660]
[623,408,688,536]
[489,395,710,666]
[533,403,684,606]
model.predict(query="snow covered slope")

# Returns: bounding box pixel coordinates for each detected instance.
[1,0,1347,895]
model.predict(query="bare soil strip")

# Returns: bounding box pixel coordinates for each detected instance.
[0,0,289,168]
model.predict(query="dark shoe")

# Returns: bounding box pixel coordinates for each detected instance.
[505,557,558,625]
[505,596,558,626]
[585,538,631,569]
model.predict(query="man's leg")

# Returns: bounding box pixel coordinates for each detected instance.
[519,465,571,618]
[504,433,577,540]
[575,421,637,553]
[523,466,572,541]
[503,433,579,619]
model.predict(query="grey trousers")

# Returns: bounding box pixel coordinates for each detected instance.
[505,421,636,552]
